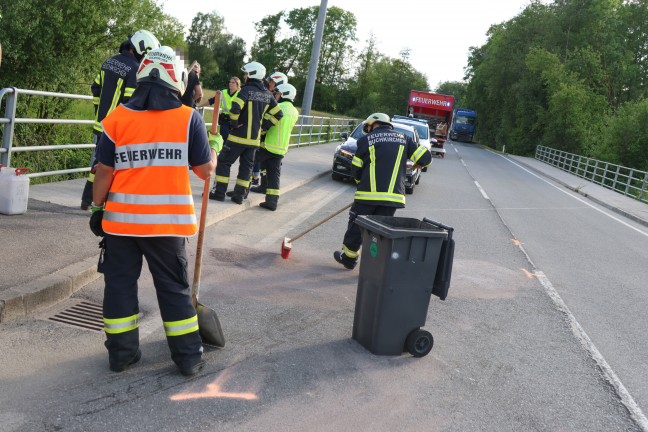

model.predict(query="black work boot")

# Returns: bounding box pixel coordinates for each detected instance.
[209,191,225,201]
[109,349,142,373]
[105,329,141,372]
[250,174,267,194]
[259,201,277,211]
[334,251,357,270]
[259,195,278,211]
[179,359,205,377]
[230,193,244,204]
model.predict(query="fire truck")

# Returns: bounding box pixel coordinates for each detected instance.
[406,90,455,157]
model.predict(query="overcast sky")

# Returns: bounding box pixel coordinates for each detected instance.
[161,0,536,89]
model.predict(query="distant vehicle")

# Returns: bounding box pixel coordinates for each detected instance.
[406,90,455,157]
[332,122,423,194]
[449,108,477,142]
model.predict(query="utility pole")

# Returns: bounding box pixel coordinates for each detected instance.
[300,0,328,117]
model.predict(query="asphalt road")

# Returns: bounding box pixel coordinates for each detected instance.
[0,142,646,431]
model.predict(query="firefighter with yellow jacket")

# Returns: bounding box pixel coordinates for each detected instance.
[90,46,217,376]
[209,61,283,204]
[249,83,299,211]
[334,113,432,269]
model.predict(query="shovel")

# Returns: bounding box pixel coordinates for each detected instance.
[191,92,225,348]
[192,175,225,348]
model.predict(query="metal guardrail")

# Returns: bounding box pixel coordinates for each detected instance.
[535,145,648,204]
[0,87,357,179]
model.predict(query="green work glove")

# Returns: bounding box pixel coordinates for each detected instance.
[208,131,223,154]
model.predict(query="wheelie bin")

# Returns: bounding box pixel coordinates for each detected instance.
[352,215,454,357]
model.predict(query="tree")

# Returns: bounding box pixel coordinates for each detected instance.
[252,6,357,87]
[250,12,285,73]
[0,0,182,178]
[596,99,648,170]
[186,11,247,89]
[436,81,467,107]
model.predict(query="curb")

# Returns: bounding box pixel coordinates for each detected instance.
[0,170,332,323]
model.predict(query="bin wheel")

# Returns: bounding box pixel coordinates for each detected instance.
[406,329,434,357]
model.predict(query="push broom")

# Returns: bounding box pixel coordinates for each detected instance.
[281,202,352,259]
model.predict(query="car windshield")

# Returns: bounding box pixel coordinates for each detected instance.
[393,120,428,139]
[349,123,418,142]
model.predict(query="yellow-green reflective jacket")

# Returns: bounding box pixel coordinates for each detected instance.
[262,101,299,156]
[220,88,239,114]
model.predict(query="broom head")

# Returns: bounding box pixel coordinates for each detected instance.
[280,237,292,259]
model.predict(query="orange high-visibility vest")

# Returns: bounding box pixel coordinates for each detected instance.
[101,105,198,237]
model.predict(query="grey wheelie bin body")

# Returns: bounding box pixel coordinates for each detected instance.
[352,215,454,356]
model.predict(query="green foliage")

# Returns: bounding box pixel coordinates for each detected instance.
[346,36,428,118]
[463,0,648,170]
[186,11,246,89]
[251,6,357,88]
[595,99,648,170]
[0,0,182,182]
[436,81,467,107]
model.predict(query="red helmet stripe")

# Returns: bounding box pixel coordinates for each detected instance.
[160,62,177,82]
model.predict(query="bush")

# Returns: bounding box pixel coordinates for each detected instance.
[594,100,648,171]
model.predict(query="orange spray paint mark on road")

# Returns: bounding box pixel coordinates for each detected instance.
[170,370,258,401]
[521,268,536,279]
[512,239,521,247]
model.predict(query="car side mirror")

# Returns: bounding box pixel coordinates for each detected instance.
[340,132,348,140]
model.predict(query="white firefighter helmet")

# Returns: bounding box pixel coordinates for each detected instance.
[136,46,188,95]
[362,112,393,132]
[275,83,297,101]
[130,30,161,56]
[241,61,266,80]
[268,71,288,86]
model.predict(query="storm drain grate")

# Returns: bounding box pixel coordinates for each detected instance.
[48,300,104,332]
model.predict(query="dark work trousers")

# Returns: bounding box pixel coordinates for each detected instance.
[342,202,397,259]
[256,147,283,206]
[218,120,230,142]
[80,134,100,207]
[102,234,202,369]
[213,142,257,198]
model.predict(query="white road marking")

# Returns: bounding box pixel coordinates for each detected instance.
[501,155,648,238]
[502,156,648,430]
[474,181,490,200]
[533,267,648,431]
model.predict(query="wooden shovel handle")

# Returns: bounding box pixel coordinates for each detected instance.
[210,91,221,135]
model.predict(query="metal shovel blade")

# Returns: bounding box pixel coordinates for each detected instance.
[197,302,225,348]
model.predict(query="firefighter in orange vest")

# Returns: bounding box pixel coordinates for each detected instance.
[89,46,218,376]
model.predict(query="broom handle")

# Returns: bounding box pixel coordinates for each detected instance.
[289,202,352,243]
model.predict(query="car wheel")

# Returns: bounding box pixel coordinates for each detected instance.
[332,172,344,181]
